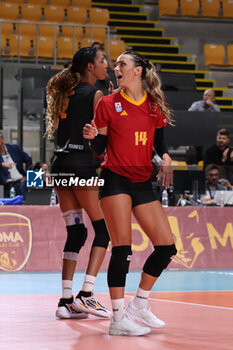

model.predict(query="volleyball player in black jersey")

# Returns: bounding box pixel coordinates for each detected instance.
[45,47,111,319]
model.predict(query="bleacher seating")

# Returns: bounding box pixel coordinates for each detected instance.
[104,39,126,61]
[61,25,83,42]
[20,4,42,22]
[0,3,19,21]
[180,0,200,16]
[0,22,15,36]
[49,0,70,6]
[27,0,48,5]
[201,0,220,17]
[38,25,60,38]
[159,0,179,16]
[222,0,233,18]
[57,36,77,59]
[227,44,233,65]
[66,6,87,24]
[42,5,65,23]
[85,27,107,43]
[89,8,110,26]
[71,0,91,9]
[36,36,55,58]
[6,34,33,57]
[204,44,225,66]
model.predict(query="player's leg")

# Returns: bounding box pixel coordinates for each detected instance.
[71,186,111,318]
[126,200,176,328]
[55,187,88,319]
[100,194,151,336]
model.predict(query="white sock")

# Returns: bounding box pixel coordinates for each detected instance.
[81,274,96,293]
[132,287,150,309]
[62,280,73,299]
[111,298,125,321]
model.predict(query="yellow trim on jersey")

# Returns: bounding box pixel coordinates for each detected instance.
[120,89,147,106]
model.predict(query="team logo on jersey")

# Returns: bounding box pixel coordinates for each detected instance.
[120,110,128,116]
[115,102,122,112]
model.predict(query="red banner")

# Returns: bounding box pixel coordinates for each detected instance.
[0,206,232,272]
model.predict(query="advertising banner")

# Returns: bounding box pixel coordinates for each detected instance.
[0,206,232,272]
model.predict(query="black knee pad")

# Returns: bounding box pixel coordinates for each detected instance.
[91,219,110,249]
[143,244,177,277]
[63,223,87,253]
[107,245,132,287]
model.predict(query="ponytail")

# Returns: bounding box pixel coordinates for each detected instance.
[145,62,173,125]
[45,68,80,139]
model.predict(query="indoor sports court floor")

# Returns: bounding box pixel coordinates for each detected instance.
[0,269,233,350]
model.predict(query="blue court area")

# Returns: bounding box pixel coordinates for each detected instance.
[1,269,233,295]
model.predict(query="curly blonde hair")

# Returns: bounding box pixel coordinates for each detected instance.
[45,68,79,139]
[123,51,173,125]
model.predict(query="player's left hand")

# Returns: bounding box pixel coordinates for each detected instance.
[157,153,173,189]
[83,120,98,139]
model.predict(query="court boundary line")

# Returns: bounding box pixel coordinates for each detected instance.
[146,296,233,311]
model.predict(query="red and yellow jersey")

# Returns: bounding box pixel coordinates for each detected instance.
[95,89,167,182]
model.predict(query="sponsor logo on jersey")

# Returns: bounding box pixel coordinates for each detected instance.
[115,102,122,112]
[120,110,128,116]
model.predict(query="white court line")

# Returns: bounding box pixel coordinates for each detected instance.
[146,296,233,311]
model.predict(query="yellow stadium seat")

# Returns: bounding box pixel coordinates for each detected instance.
[20,4,42,22]
[66,6,87,24]
[27,0,48,4]
[36,36,55,58]
[89,7,110,25]
[227,44,233,65]
[0,23,15,36]
[15,23,37,38]
[204,44,225,66]
[222,0,233,18]
[201,0,220,17]
[104,39,126,61]
[43,5,65,23]
[159,0,179,16]
[85,27,107,42]
[39,24,60,38]
[198,160,204,171]
[0,3,19,21]
[172,160,188,170]
[80,37,95,47]
[7,34,34,57]
[71,0,91,9]
[180,0,200,16]
[5,0,25,4]
[61,25,83,41]
[57,36,78,59]
[50,0,70,6]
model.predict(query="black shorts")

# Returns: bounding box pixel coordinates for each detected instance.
[99,168,159,207]
[51,152,97,181]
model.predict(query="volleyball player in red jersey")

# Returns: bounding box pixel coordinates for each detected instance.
[84,51,177,336]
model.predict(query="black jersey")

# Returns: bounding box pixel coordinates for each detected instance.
[56,82,98,153]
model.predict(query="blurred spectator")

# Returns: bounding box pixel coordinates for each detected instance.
[91,41,118,95]
[203,164,232,205]
[0,131,32,198]
[188,89,220,162]
[33,161,52,186]
[204,128,233,183]
[188,89,220,112]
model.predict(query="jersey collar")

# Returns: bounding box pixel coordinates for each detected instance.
[120,89,147,106]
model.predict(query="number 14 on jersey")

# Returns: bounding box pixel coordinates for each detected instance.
[135,131,148,146]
